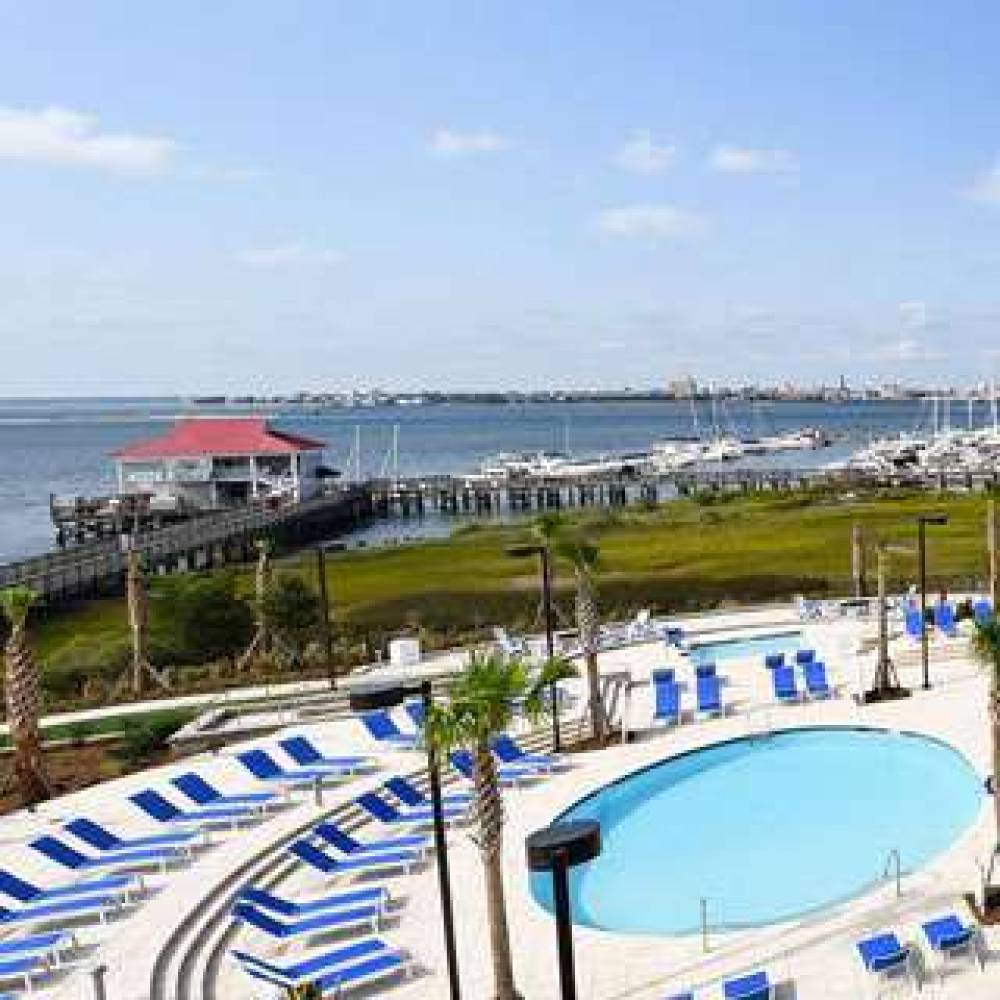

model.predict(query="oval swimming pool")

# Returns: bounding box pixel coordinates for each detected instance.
[530,728,983,934]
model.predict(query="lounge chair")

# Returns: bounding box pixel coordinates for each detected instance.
[794,648,815,665]
[0,868,139,906]
[279,736,371,773]
[723,970,772,999]
[450,748,537,786]
[665,627,685,647]
[237,885,389,918]
[356,791,466,828]
[232,936,412,994]
[763,653,785,669]
[358,711,419,750]
[130,789,256,831]
[232,900,382,938]
[314,820,428,856]
[30,833,185,876]
[0,893,121,929]
[237,748,353,788]
[771,664,800,703]
[652,670,681,726]
[171,772,281,811]
[404,699,425,730]
[935,602,957,637]
[905,607,924,640]
[383,776,472,809]
[804,661,832,699]
[973,599,993,625]
[493,626,526,658]
[694,662,716,679]
[695,675,723,717]
[490,734,561,771]
[856,931,913,989]
[65,817,201,855]
[289,839,418,877]
[921,913,982,975]
[0,930,75,994]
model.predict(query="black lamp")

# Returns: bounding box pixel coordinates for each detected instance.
[916,513,949,690]
[525,820,601,1000]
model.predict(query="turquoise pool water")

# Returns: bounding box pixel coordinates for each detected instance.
[688,630,802,665]
[530,728,983,934]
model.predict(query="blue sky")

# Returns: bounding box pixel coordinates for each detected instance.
[3,1,1000,394]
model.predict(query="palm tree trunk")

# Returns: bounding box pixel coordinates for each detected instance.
[575,568,605,743]
[126,548,148,695]
[991,682,1000,854]
[4,619,49,805]
[472,742,520,1000]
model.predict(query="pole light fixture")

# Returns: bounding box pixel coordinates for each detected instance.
[525,821,602,1000]
[348,681,460,1000]
[916,513,949,691]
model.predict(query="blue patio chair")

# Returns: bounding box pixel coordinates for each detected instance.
[723,970,772,999]
[314,820,428,856]
[359,711,418,749]
[694,661,716,679]
[232,900,382,938]
[450,748,538,786]
[652,671,681,725]
[935,602,957,637]
[763,653,785,669]
[804,661,832,699]
[288,839,418,877]
[695,674,723,717]
[794,648,815,664]
[0,930,75,994]
[356,791,466,828]
[857,931,912,986]
[905,607,924,639]
[237,885,388,918]
[171,772,280,811]
[278,736,370,773]
[130,788,255,831]
[383,776,472,809]
[771,664,799,703]
[237,748,352,788]
[31,833,184,876]
[0,893,121,929]
[0,868,138,906]
[404,700,425,730]
[490,734,560,771]
[65,817,200,855]
[973,599,992,624]
[921,913,982,973]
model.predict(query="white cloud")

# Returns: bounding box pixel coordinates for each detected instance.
[614,130,675,174]
[428,128,510,157]
[237,244,346,267]
[595,204,705,238]
[0,106,177,173]
[964,158,1000,204]
[708,144,798,175]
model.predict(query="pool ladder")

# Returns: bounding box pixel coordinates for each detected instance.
[883,848,902,897]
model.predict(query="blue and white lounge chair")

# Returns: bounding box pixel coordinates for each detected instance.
[723,970,772,999]
[803,661,832,699]
[652,670,681,725]
[763,653,785,669]
[921,913,982,975]
[289,839,418,877]
[973,599,993,624]
[31,833,184,876]
[278,736,371,773]
[794,648,815,665]
[0,930,75,994]
[65,817,201,855]
[237,748,352,788]
[314,820,428,857]
[237,885,389,918]
[130,789,256,831]
[905,607,924,640]
[856,931,913,989]
[0,893,121,929]
[451,749,537,786]
[695,675,723,717]
[490,734,560,771]
[383,776,472,809]
[232,900,382,938]
[0,868,138,906]
[359,711,418,749]
[232,936,411,994]
[771,664,799,703]
[356,791,466,828]
[935,602,957,637]
[404,700,425,730]
[171,772,280,811]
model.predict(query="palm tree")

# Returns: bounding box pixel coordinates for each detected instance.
[425,650,575,1000]
[0,586,50,805]
[971,615,1000,892]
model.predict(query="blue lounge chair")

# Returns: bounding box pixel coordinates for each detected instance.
[694,661,716,679]
[665,627,685,646]
[314,820,428,856]
[935,602,957,637]
[695,674,723,717]
[130,789,255,831]
[771,664,799,703]
[0,893,121,929]
[973,599,993,624]
[65,817,200,855]
[31,833,184,876]
[490,734,560,771]
[921,913,981,973]
[794,648,815,664]
[383,776,472,809]
[404,700,425,730]
[857,931,912,986]
[905,607,924,639]
[450,749,537,786]
[237,885,388,918]
[237,748,352,788]
[804,661,832,699]
[278,736,370,773]
[763,653,785,669]
[232,937,411,994]
[356,791,466,827]
[0,868,138,906]
[652,671,681,725]
[232,900,382,938]
[359,710,418,749]
[0,930,74,993]
[289,839,418,877]
[171,772,280,811]
[723,970,772,999]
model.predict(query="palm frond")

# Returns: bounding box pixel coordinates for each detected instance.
[0,586,37,629]
[972,616,1000,683]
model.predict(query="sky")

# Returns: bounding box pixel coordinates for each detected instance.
[4,1,1000,394]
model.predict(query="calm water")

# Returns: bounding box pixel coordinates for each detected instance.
[0,395,976,562]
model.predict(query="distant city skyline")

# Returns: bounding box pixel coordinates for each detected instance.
[5,3,1000,394]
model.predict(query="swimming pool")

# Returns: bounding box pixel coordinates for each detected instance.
[530,728,983,934]
[687,630,802,666]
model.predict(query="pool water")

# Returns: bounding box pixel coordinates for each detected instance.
[688,630,802,666]
[530,728,982,934]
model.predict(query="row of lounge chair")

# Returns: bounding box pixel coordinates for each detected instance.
[652,667,725,725]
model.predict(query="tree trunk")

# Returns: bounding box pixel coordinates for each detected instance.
[991,681,1000,858]
[4,624,49,805]
[126,548,148,695]
[472,741,520,1000]
[575,568,605,743]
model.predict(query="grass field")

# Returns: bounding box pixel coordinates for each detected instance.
[29,488,998,680]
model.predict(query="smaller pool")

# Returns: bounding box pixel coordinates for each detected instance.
[688,630,802,666]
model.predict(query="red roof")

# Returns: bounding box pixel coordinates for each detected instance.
[113,418,326,460]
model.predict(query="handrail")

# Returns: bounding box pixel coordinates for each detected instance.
[882,847,902,897]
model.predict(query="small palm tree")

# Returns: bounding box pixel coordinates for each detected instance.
[425,650,575,1000]
[0,586,50,805]
[971,615,1000,886]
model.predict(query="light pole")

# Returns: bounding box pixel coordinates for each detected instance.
[315,544,335,687]
[348,681,459,1000]
[525,821,601,1000]
[917,513,948,690]
[506,542,560,751]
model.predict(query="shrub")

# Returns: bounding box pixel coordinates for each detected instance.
[263,574,323,666]
[111,710,190,766]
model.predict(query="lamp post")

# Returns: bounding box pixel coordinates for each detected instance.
[506,542,560,751]
[916,513,948,690]
[315,544,335,687]
[348,681,459,1000]
[525,821,601,1000]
